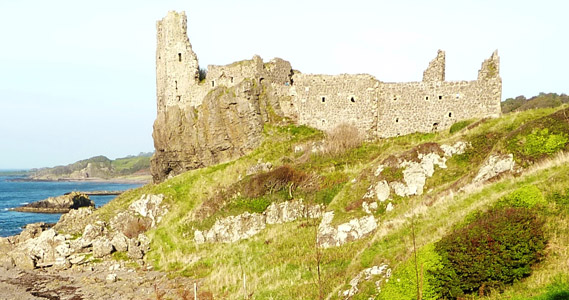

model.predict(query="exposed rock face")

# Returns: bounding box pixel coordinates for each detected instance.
[110,194,167,236]
[317,212,378,248]
[53,206,94,235]
[151,79,275,182]
[473,153,515,183]
[13,192,94,213]
[194,200,322,244]
[341,264,391,299]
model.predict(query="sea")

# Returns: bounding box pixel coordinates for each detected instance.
[0,175,142,237]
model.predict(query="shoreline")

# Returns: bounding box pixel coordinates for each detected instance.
[9,177,151,185]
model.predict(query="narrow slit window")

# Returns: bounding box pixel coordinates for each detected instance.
[178,53,182,62]
[176,96,181,101]
[449,112,452,117]
[395,118,399,123]
[211,81,215,87]
[425,96,429,101]
[175,81,178,91]
[438,95,443,100]
[321,97,326,103]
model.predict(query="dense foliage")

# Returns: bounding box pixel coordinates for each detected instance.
[502,93,569,113]
[433,207,547,298]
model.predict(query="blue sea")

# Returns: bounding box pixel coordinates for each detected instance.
[0,175,142,237]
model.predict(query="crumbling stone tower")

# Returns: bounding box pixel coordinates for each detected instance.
[156,11,200,109]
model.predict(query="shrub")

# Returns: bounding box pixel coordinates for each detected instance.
[380,244,444,300]
[243,165,307,197]
[324,123,363,155]
[449,120,474,134]
[497,185,546,208]
[524,128,568,157]
[433,207,547,298]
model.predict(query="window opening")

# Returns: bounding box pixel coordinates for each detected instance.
[425,96,429,101]
[175,81,178,91]
[211,81,215,87]
[438,95,443,100]
[178,53,182,62]
[393,95,397,101]
[321,97,326,103]
[395,118,399,123]
[230,77,234,83]
[449,112,452,117]
[176,96,181,101]
[350,97,355,103]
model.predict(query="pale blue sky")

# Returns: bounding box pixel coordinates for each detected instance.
[0,0,567,169]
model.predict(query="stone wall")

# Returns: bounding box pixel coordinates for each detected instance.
[290,74,380,136]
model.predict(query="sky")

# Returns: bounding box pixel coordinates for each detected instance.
[0,0,567,169]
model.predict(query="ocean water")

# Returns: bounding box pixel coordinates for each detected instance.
[0,175,142,237]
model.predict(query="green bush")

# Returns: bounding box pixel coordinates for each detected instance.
[379,244,443,300]
[497,185,546,208]
[524,128,568,157]
[449,120,474,134]
[433,207,547,298]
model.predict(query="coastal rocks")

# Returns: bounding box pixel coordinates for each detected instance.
[110,194,167,235]
[13,192,94,214]
[473,154,515,183]
[93,238,114,258]
[53,206,94,235]
[341,264,391,299]
[194,200,322,244]
[317,212,377,248]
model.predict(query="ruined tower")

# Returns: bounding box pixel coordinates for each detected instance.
[156,11,200,109]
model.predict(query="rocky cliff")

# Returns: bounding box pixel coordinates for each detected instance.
[151,79,283,182]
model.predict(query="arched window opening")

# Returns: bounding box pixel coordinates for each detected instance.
[350,97,355,103]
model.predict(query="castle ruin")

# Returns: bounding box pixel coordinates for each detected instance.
[151,11,502,182]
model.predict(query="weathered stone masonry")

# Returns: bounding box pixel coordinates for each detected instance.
[151,11,502,182]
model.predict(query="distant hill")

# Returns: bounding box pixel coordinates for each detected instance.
[502,92,569,113]
[29,152,153,182]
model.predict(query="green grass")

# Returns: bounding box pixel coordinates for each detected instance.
[88,105,569,299]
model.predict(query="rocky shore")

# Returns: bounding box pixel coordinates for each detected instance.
[0,194,194,300]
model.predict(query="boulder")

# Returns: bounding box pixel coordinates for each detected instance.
[127,239,144,259]
[111,232,129,252]
[13,192,94,213]
[10,251,35,270]
[82,222,106,246]
[0,254,15,270]
[92,237,114,258]
[53,206,95,235]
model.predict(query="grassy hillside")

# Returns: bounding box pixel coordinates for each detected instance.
[91,106,569,299]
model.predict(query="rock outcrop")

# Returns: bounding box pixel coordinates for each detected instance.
[473,153,515,183]
[13,192,94,213]
[317,212,378,248]
[151,79,282,182]
[194,200,322,244]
